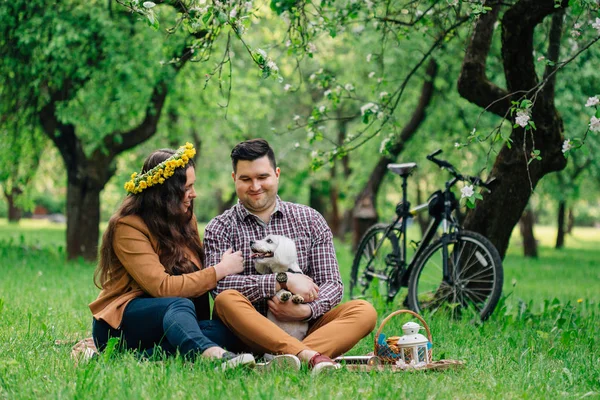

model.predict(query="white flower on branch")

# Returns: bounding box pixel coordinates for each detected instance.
[143,1,156,8]
[319,105,326,113]
[283,84,291,91]
[324,89,331,96]
[244,2,253,12]
[345,83,354,91]
[593,18,600,34]
[379,91,389,99]
[366,54,372,62]
[537,56,545,62]
[562,139,572,154]
[229,8,237,19]
[590,116,600,132]
[515,110,530,128]
[585,96,599,107]
[368,72,375,78]
[307,42,317,54]
[267,60,278,72]
[361,103,379,115]
[461,185,474,199]
[293,115,300,121]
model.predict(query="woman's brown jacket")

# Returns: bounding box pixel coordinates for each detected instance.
[89,215,217,329]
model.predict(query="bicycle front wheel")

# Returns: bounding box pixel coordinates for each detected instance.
[407,230,503,321]
[350,223,402,300]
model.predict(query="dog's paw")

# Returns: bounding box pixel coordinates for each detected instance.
[279,291,292,302]
[291,295,304,304]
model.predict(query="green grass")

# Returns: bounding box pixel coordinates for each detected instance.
[0,219,599,399]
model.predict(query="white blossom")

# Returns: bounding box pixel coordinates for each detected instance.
[585,96,599,107]
[593,18,600,34]
[361,102,379,115]
[571,29,581,38]
[293,115,301,121]
[379,138,391,154]
[311,150,319,158]
[324,89,332,96]
[285,40,292,47]
[319,105,326,113]
[345,83,354,91]
[352,25,365,34]
[257,48,267,59]
[590,116,600,132]
[515,110,530,128]
[562,139,572,154]
[283,84,292,91]
[309,73,317,81]
[229,8,237,18]
[267,60,278,72]
[307,42,317,54]
[379,91,389,99]
[461,185,474,199]
[377,112,385,120]
[454,142,460,148]
[244,2,253,12]
[537,56,545,62]
[366,54,372,62]
[368,72,376,78]
[143,1,156,8]
[294,142,300,148]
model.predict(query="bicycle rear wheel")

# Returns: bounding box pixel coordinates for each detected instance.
[350,223,403,300]
[406,230,503,321]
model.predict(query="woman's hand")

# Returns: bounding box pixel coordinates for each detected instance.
[214,248,244,280]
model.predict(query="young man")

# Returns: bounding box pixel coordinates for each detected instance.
[204,139,377,374]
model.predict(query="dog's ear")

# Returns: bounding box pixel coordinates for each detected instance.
[275,237,300,270]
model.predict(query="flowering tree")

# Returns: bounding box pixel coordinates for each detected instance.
[122,0,600,258]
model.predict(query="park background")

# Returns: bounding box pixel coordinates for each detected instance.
[1,0,599,398]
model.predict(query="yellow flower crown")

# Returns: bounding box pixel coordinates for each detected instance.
[124,142,196,194]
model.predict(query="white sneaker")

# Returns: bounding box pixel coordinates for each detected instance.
[218,352,256,371]
[256,354,302,371]
[309,353,342,376]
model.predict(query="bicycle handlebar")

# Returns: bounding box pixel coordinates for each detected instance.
[427,149,496,191]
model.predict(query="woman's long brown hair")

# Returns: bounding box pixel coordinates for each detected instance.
[94,149,204,289]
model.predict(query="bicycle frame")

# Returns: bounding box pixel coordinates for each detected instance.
[362,174,461,294]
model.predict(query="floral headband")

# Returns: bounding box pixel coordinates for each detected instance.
[124,142,196,194]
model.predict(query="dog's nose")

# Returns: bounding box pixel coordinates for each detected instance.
[250,240,254,246]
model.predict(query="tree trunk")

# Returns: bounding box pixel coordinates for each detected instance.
[566,207,574,234]
[458,1,568,258]
[415,180,428,236]
[328,184,341,238]
[519,208,538,258]
[5,187,23,223]
[66,176,102,260]
[555,200,566,249]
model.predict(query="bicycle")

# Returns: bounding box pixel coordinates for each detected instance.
[350,149,504,321]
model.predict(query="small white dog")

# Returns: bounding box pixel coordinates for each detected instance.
[251,234,309,341]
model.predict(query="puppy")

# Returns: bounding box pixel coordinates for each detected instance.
[250,234,309,341]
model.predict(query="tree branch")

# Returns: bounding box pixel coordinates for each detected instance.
[457,1,510,117]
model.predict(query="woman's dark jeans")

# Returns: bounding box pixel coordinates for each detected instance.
[92,297,243,359]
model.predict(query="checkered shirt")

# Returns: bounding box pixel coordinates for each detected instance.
[204,197,343,321]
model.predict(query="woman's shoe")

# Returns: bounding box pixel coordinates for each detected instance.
[218,352,256,371]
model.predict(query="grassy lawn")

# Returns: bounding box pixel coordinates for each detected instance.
[0,219,599,399]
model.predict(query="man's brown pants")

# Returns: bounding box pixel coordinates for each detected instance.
[213,290,378,357]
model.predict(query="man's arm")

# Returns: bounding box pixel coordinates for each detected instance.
[304,211,343,320]
[204,216,278,302]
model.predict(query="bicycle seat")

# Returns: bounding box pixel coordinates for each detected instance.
[387,163,417,177]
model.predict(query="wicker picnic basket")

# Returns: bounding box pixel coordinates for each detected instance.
[374,309,433,364]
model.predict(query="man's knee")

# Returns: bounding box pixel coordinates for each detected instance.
[348,299,378,331]
[213,289,245,312]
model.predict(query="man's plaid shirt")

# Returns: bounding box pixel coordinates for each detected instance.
[204,197,343,321]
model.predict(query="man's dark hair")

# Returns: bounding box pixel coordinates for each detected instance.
[230,138,277,172]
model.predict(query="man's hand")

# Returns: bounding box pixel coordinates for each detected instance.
[268,296,312,322]
[285,274,319,302]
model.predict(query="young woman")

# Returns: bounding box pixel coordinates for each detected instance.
[89,143,255,370]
